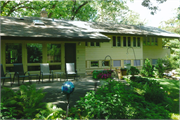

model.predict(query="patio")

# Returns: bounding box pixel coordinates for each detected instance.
[2,75,127,111]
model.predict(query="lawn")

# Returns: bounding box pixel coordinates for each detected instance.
[145,77,180,120]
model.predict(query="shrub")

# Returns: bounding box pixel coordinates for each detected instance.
[1,83,47,119]
[154,59,165,78]
[68,79,171,119]
[130,76,149,84]
[163,55,179,70]
[127,66,140,77]
[140,58,154,77]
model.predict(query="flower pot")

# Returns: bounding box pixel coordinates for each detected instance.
[121,69,127,76]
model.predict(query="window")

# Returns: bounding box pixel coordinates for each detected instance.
[144,37,157,46]
[133,37,136,47]
[5,43,22,64]
[91,61,98,67]
[128,37,131,47]
[91,42,95,46]
[96,42,100,46]
[123,37,126,46]
[134,60,141,66]
[152,59,157,65]
[112,36,121,47]
[50,65,61,70]
[27,43,42,63]
[151,37,154,45]
[113,60,121,67]
[143,38,146,45]
[6,67,14,72]
[33,20,44,25]
[155,38,158,46]
[113,36,116,46]
[124,60,131,66]
[90,42,100,46]
[137,37,140,47]
[85,42,88,46]
[117,37,121,46]
[102,61,110,66]
[147,38,150,45]
[47,44,61,63]
[28,66,40,71]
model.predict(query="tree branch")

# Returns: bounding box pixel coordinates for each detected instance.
[71,1,88,20]
[7,6,34,16]
[72,0,76,14]
[7,1,29,16]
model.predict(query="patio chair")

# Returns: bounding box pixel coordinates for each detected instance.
[66,63,80,81]
[40,63,54,82]
[28,72,40,83]
[1,64,12,86]
[13,63,30,86]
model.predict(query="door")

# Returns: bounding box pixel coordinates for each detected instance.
[65,43,76,72]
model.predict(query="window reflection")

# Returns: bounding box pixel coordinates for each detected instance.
[47,44,61,63]
[6,43,22,64]
[91,61,98,67]
[102,61,110,66]
[27,43,42,63]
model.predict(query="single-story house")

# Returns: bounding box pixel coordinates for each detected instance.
[1,15,180,76]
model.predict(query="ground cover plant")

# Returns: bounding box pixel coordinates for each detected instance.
[1,83,66,119]
[67,79,171,119]
[148,77,180,120]
[130,76,180,120]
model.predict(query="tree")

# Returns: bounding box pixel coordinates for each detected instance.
[159,8,180,69]
[1,0,165,23]
[1,0,97,21]
[141,0,167,15]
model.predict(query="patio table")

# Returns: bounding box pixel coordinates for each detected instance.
[55,72,64,81]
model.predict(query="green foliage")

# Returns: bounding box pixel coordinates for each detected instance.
[140,58,154,77]
[1,0,147,25]
[127,66,140,77]
[130,77,173,112]
[141,0,167,15]
[35,103,66,119]
[163,55,179,70]
[68,79,171,119]
[154,59,165,78]
[1,83,47,119]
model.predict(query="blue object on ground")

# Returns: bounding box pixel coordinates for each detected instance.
[61,81,75,95]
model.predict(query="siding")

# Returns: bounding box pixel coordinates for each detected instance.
[85,35,144,72]
[143,38,170,59]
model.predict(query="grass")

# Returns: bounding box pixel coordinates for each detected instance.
[147,77,180,120]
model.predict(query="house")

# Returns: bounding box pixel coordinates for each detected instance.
[1,15,180,76]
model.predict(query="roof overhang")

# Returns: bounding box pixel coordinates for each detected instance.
[1,36,111,42]
[101,32,180,39]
